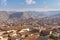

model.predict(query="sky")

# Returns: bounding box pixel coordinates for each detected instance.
[0,0,60,11]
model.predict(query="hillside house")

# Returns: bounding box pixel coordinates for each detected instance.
[8,30,17,37]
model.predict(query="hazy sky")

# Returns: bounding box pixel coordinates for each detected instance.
[0,0,60,11]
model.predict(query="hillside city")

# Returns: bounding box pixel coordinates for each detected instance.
[0,11,60,40]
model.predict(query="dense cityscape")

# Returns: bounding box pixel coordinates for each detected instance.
[0,11,60,40]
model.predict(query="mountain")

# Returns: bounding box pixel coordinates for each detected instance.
[26,11,47,19]
[25,11,60,19]
[38,13,60,26]
[0,11,60,25]
[9,12,30,19]
[0,11,9,23]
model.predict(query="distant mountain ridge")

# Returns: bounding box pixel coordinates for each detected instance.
[0,11,60,24]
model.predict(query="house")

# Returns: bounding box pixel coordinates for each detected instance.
[24,34,39,40]
[0,35,8,40]
[39,27,46,32]
[2,36,8,40]
[36,36,49,40]
[0,31,6,36]
[19,31,31,39]
[0,36,3,40]
[40,30,50,36]
[18,28,30,33]
[8,30,17,37]
[16,38,22,40]
[49,31,53,35]
[29,29,39,33]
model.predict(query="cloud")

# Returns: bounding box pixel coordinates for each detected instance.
[1,8,60,12]
[44,5,48,8]
[26,0,36,5]
[1,0,7,7]
[12,8,60,12]
[57,3,60,6]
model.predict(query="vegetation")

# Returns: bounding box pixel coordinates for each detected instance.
[50,32,58,40]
